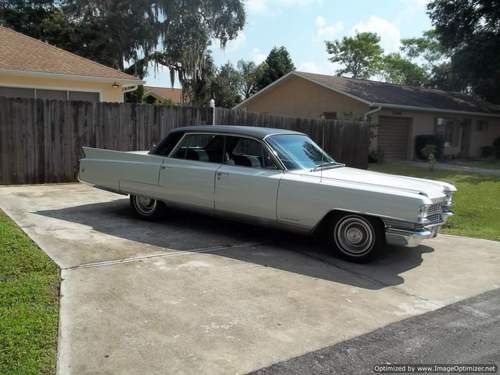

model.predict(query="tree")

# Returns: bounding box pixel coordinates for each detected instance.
[211,62,242,108]
[325,32,383,79]
[400,30,445,68]
[428,0,500,103]
[237,60,259,98]
[255,46,295,91]
[381,53,429,86]
[0,0,75,50]
[1,0,246,85]
[182,54,217,107]
[144,0,245,86]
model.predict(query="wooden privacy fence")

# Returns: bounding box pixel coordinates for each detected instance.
[0,97,369,185]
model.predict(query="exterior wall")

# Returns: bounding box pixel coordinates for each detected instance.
[0,74,125,102]
[372,109,500,159]
[468,117,500,158]
[241,75,370,120]
[240,75,500,160]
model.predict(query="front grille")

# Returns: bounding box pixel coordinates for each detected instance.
[426,213,443,225]
[428,203,443,215]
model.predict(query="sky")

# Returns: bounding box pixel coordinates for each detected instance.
[145,0,432,88]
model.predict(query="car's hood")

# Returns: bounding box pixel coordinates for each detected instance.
[295,167,456,201]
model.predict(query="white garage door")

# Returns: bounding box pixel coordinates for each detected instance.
[378,116,411,160]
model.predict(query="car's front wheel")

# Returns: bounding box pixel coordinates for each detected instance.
[130,195,166,220]
[328,213,384,262]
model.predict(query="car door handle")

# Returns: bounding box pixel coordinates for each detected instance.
[216,171,229,179]
[160,165,167,170]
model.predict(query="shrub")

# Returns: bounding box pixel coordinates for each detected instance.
[415,135,444,160]
[368,148,385,163]
[481,146,494,158]
[493,137,500,159]
[421,144,437,170]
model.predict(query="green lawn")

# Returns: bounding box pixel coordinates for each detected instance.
[448,159,500,170]
[369,164,500,242]
[0,211,60,375]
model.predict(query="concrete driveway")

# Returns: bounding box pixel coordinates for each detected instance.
[0,183,499,374]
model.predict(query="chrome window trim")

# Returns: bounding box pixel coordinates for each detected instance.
[166,131,286,171]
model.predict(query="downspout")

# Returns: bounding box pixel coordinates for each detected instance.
[122,85,139,93]
[364,106,382,121]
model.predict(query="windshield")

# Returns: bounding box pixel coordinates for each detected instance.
[266,134,339,171]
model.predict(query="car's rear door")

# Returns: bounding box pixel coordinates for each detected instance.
[158,133,224,210]
[214,136,283,221]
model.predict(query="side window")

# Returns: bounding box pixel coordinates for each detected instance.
[172,134,224,163]
[225,136,277,169]
[151,132,184,156]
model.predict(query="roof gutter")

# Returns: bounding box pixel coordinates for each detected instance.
[370,102,500,118]
[364,106,382,121]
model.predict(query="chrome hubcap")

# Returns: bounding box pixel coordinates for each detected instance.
[334,216,374,256]
[134,196,157,215]
[346,227,364,244]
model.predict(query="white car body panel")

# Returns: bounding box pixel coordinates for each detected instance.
[160,158,220,210]
[214,165,281,221]
[79,128,456,249]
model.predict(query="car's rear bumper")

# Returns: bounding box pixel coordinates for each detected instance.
[385,212,453,248]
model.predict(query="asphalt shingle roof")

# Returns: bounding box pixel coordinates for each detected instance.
[144,86,183,103]
[0,26,141,82]
[295,71,500,115]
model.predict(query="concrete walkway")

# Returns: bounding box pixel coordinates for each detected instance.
[1,184,499,375]
[395,160,500,176]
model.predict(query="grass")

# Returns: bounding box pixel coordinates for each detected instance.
[0,210,60,375]
[369,164,500,242]
[448,159,500,170]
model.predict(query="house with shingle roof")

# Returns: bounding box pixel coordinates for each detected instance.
[143,86,183,104]
[235,71,500,159]
[0,26,143,102]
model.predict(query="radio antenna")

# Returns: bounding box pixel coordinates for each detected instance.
[321,120,325,183]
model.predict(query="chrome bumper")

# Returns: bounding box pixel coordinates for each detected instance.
[385,212,453,248]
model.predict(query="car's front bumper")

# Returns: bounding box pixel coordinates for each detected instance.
[385,212,453,247]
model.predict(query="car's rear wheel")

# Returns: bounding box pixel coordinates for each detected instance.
[130,195,166,220]
[328,213,384,262]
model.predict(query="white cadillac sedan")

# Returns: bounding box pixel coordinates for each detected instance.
[79,125,456,262]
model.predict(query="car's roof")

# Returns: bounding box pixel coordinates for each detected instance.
[170,125,304,140]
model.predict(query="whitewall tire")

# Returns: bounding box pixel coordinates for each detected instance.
[130,195,166,220]
[329,213,384,262]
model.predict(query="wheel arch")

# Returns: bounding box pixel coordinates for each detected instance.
[312,209,385,238]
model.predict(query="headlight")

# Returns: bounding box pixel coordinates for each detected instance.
[444,191,453,206]
[417,204,430,223]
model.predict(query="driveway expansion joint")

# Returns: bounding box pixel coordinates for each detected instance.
[62,241,265,270]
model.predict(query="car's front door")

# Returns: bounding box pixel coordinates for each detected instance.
[159,133,224,210]
[214,136,282,221]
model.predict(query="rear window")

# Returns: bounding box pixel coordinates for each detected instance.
[171,134,224,163]
[150,132,185,156]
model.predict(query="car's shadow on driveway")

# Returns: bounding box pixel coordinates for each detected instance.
[36,198,434,290]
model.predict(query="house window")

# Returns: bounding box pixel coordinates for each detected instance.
[37,89,68,100]
[0,86,34,99]
[436,117,460,147]
[321,112,337,120]
[343,111,354,120]
[69,91,99,102]
[476,120,489,131]
[0,86,99,102]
